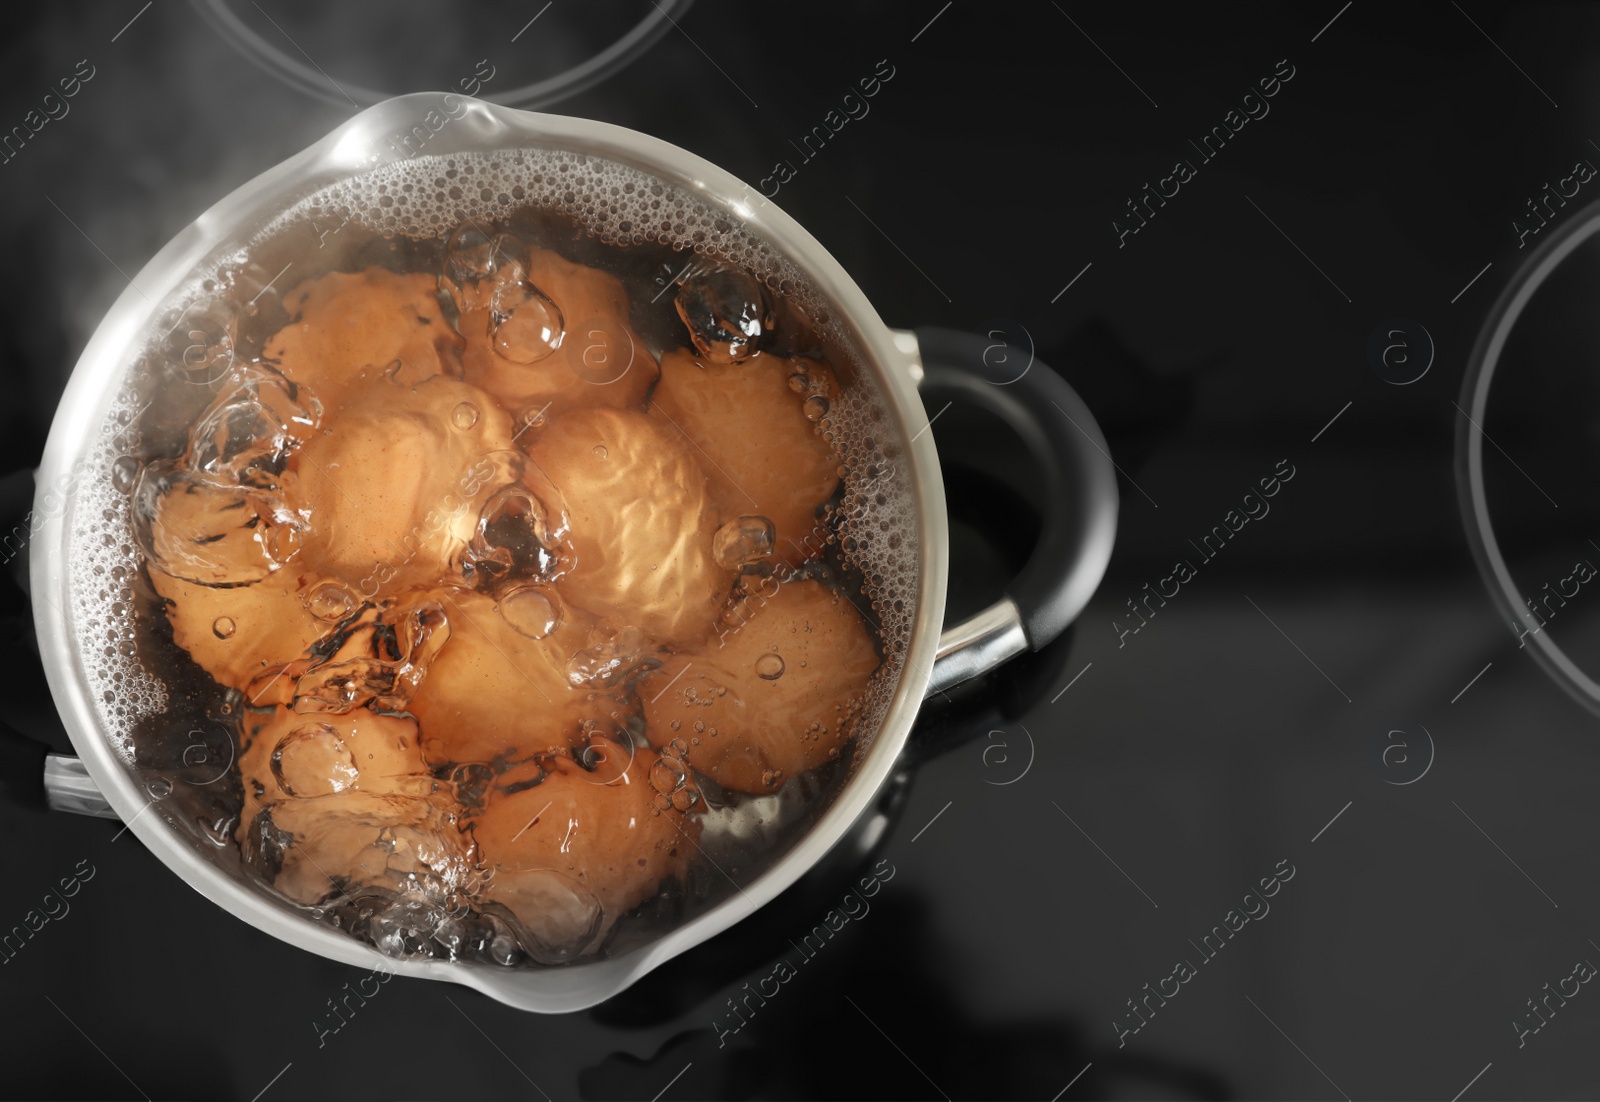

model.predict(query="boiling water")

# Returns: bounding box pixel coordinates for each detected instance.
[65,146,918,966]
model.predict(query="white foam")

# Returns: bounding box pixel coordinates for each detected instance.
[67,384,168,761]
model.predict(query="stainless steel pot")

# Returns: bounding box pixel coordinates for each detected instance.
[31,93,1117,1012]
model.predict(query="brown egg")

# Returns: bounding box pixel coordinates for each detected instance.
[639,577,880,794]
[459,245,657,417]
[131,461,302,589]
[470,737,697,958]
[148,565,326,692]
[236,704,434,833]
[292,375,516,593]
[407,588,625,766]
[524,406,732,644]
[233,705,469,908]
[266,268,462,409]
[649,348,841,568]
[245,788,472,908]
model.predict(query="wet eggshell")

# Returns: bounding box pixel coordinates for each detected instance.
[525,407,732,645]
[292,375,514,593]
[407,588,618,765]
[236,704,433,832]
[460,245,658,415]
[256,788,472,907]
[234,706,468,908]
[471,737,696,951]
[640,578,880,793]
[266,268,462,409]
[149,565,325,691]
[649,348,841,567]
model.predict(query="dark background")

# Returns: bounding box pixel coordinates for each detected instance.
[2,1,1598,1098]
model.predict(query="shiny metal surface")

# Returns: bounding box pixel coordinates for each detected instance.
[42,753,116,819]
[927,596,1029,698]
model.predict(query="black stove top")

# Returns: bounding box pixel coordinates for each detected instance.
[3,2,1598,1098]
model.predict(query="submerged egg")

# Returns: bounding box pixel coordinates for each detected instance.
[640,578,879,794]
[650,348,842,569]
[458,243,658,415]
[525,407,731,644]
[470,738,698,954]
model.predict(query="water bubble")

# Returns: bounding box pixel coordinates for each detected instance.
[490,279,564,364]
[110,456,140,495]
[516,403,552,438]
[462,473,570,590]
[675,264,773,364]
[565,627,659,689]
[591,444,608,459]
[452,402,479,430]
[274,601,451,715]
[131,461,300,587]
[498,585,561,640]
[441,226,520,314]
[189,366,321,490]
[650,756,688,795]
[370,891,453,960]
[484,913,522,966]
[755,653,785,680]
[305,580,359,622]
[212,616,236,639]
[803,395,830,422]
[787,372,809,394]
[712,515,775,570]
[450,762,494,809]
[270,723,358,797]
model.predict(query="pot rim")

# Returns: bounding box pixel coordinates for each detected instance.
[30,92,948,1012]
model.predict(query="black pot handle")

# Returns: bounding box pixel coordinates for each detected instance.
[913,327,1118,697]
